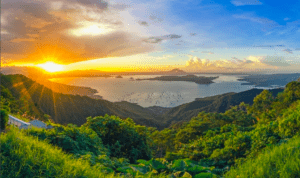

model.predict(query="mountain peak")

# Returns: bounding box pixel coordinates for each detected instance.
[167,68,186,74]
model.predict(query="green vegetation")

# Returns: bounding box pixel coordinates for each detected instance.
[147,81,300,177]
[1,74,284,129]
[0,74,161,127]
[1,74,300,177]
[0,79,44,122]
[0,127,114,178]
[225,136,300,178]
[2,117,217,178]
[0,109,9,130]
[84,115,152,163]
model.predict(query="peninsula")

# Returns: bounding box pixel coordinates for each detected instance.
[136,74,218,84]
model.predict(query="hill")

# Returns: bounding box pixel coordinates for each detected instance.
[1,74,286,129]
[1,74,162,128]
[165,68,187,75]
[162,88,284,126]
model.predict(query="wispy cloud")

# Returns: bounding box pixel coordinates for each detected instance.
[253,44,285,48]
[138,21,149,26]
[143,34,182,44]
[233,14,278,26]
[231,0,262,6]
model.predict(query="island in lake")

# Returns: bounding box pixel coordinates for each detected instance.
[136,75,219,84]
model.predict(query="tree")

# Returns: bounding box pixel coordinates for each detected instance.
[248,90,274,122]
[84,115,152,163]
[0,109,9,130]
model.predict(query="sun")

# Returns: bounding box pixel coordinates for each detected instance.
[37,62,64,72]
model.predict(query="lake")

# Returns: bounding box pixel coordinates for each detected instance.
[50,74,258,107]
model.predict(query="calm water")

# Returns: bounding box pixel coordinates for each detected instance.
[50,74,257,107]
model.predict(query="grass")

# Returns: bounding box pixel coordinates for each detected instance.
[225,135,300,178]
[0,127,170,178]
[0,127,111,178]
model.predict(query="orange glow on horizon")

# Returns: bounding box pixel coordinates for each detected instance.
[37,62,65,72]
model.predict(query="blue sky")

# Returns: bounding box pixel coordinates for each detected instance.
[1,0,300,73]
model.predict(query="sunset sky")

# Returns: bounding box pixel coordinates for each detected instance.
[1,0,300,73]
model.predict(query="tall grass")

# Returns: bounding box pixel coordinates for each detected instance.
[0,127,169,178]
[0,127,116,178]
[225,135,300,178]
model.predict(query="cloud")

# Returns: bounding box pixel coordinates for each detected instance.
[231,0,262,6]
[138,21,149,26]
[233,14,280,31]
[143,34,182,44]
[260,56,290,66]
[10,38,36,43]
[233,14,276,25]
[284,17,290,21]
[201,51,214,54]
[149,15,164,22]
[185,55,291,72]
[164,34,182,39]
[253,44,285,48]
[0,0,157,65]
[283,49,293,54]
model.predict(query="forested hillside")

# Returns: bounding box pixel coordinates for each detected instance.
[1,77,300,177]
[161,88,283,126]
[0,74,162,128]
[0,74,285,129]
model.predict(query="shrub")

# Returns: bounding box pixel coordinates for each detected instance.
[84,115,152,163]
[225,136,300,178]
[0,109,9,130]
[0,127,116,178]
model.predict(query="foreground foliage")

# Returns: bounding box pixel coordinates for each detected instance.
[0,127,115,178]
[225,136,300,178]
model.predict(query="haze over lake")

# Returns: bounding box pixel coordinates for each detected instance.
[50,74,265,107]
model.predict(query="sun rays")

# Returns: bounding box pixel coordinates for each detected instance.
[37,62,64,73]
